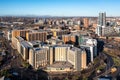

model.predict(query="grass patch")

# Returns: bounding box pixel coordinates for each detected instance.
[96,64,106,71]
[112,57,120,67]
[103,50,120,67]
[93,57,99,65]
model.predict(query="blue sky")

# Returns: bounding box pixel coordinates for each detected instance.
[0,0,120,16]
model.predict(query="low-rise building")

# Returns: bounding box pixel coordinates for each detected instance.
[47,37,64,45]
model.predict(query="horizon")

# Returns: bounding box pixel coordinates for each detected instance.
[0,0,120,16]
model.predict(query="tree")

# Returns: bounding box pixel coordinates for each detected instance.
[23,62,30,69]
[0,69,11,77]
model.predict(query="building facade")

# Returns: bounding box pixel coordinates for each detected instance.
[26,31,47,42]
[29,48,48,69]
[12,29,29,39]
[68,47,87,71]
[62,34,76,43]
[98,12,106,27]
[20,41,31,60]
[83,18,89,28]
[80,38,97,64]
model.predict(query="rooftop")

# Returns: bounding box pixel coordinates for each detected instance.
[51,44,73,48]
[70,47,81,52]
[28,40,41,46]
[16,36,24,42]
[21,41,31,48]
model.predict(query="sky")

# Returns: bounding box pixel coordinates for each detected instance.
[0,0,120,16]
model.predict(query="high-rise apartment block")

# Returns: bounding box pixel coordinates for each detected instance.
[26,31,47,42]
[96,12,106,36]
[20,41,31,60]
[83,18,89,28]
[12,36,24,49]
[29,48,48,69]
[12,29,29,39]
[68,47,87,71]
[49,45,71,63]
[48,45,87,71]
[98,12,106,27]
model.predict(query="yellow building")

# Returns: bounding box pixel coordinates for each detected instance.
[52,30,69,37]
[26,31,47,42]
[12,29,29,39]
[81,50,87,69]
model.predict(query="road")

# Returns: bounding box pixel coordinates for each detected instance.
[93,52,114,79]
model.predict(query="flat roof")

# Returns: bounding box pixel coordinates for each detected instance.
[21,41,31,48]
[51,44,72,48]
[28,40,41,45]
[28,29,47,33]
[70,47,81,52]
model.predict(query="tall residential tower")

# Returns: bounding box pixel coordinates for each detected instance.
[96,12,106,36]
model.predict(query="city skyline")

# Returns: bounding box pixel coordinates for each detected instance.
[0,0,120,16]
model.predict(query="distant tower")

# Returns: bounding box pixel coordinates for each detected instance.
[83,18,89,28]
[98,12,106,27]
[96,12,106,36]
